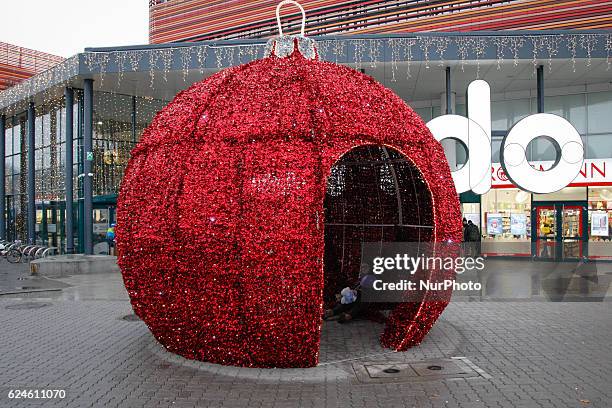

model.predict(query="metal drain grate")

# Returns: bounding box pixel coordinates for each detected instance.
[5,302,52,310]
[353,357,490,383]
[120,313,140,321]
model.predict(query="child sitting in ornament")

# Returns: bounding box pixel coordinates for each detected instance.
[324,263,375,323]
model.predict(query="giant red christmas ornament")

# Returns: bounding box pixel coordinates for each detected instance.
[117,4,461,368]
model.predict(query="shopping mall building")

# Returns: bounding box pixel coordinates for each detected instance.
[1,0,611,260]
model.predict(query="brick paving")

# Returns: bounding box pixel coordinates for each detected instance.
[0,262,611,407]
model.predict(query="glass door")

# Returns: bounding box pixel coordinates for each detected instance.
[93,208,110,254]
[561,205,583,259]
[92,204,116,255]
[533,202,587,260]
[535,205,556,259]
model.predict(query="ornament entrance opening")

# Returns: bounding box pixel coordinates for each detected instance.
[323,144,435,312]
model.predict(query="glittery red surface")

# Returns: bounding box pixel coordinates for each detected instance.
[116,44,462,368]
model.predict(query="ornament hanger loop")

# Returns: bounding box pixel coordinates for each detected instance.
[276,0,306,37]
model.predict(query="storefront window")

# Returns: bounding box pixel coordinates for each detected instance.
[481,188,531,256]
[461,203,480,226]
[587,187,612,260]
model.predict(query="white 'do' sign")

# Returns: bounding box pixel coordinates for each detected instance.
[426,80,584,195]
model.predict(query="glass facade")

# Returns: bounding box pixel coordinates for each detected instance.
[91,93,166,198]
[90,93,166,254]
[2,92,167,253]
[33,102,67,248]
[4,117,27,242]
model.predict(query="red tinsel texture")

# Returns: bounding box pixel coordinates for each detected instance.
[116,44,462,368]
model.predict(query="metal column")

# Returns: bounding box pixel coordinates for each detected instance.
[27,102,35,244]
[65,88,74,253]
[537,65,544,113]
[445,67,452,114]
[83,79,94,255]
[0,115,5,240]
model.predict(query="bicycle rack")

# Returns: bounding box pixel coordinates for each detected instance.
[34,247,46,258]
[41,247,56,258]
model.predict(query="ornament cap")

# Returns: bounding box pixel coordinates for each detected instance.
[264,36,317,60]
[264,0,317,60]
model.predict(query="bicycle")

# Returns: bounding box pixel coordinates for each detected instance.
[1,240,23,263]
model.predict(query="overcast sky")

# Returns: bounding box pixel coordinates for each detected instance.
[0,1,150,58]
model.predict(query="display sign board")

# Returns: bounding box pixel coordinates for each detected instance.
[510,213,527,235]
[591,212,609,237]
[487,213,504,235]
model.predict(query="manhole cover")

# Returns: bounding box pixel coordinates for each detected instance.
[16,286,40,290]
[120,314,140,321]
[5,302,52,310]
[353,358,490,383]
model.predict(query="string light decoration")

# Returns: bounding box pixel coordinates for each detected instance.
[116,1,462,368]
[1,33,612,114]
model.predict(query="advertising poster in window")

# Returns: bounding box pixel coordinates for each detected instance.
[591,212,609,237]
[487,213,503,235]
[510,213,527,235]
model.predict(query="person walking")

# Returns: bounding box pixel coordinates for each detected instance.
[106,223,116,256]
[466,220,481,256]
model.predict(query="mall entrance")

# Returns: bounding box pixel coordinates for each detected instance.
[35,202,65,249]
[91,196,116,255]
[532,202,588,260]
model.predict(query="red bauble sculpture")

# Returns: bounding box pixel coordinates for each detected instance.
[116,39,462,368]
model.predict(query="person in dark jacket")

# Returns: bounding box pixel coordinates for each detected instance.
[465,220,481,256]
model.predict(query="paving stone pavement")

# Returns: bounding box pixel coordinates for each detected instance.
[1,295,611,408]
[0,257,611,408]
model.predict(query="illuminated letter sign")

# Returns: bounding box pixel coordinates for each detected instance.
[426,80,584,195]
